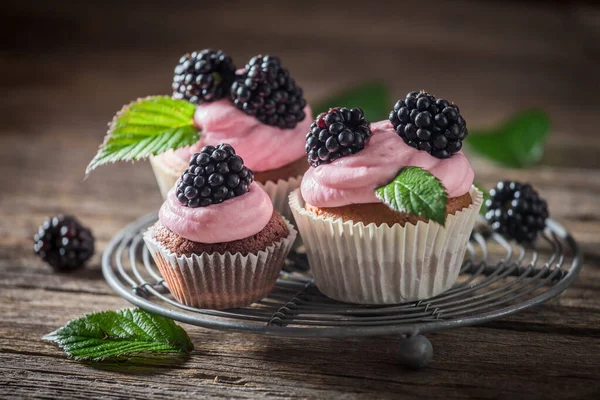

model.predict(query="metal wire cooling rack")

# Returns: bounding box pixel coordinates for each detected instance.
[103,212,582,368]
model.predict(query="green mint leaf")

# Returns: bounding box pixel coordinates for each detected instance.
[43,308,194,361]
[86,96,199,174]
[375,166,448,226]
[313,82,390,122]
[474,182,491,215]
[467,109,550,168]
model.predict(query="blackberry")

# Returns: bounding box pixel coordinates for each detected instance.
[389,90,467,159]
[305,107,372,167]
[485,181,549,243]
[33,215,95,271]
[230,55,306,129]
[176,143,254,208]
[172,49,236,104]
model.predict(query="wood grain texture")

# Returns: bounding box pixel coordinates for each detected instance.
[1,0,600,399]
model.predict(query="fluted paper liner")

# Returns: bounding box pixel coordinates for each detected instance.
[149,156,182,200]
[150,156,303,225]
[257,175,302,225]
[289,186,483,304]
[143,219,297,310]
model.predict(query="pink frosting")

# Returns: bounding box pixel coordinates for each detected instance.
[157,99,312,173]
[301,120,474,208]
[159,182,273,243]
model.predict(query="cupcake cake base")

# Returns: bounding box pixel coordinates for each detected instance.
[152,212,290,256]
[144,213,297,310]
[290,186,483,305]
[305,192,472,227]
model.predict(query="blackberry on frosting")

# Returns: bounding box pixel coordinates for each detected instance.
[389,90,467,159]
[305,107,372,167]
[172,49,236,104]
[230,55,307,129]
[176,143,254,208]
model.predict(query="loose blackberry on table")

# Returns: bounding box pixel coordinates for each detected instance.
[33,215,95,271]
[172,49,236,104]
[305,107,372,167]
[389,90,467,159]
[230,55,306,129]
[176,143,254,208]
[485,181,549,243]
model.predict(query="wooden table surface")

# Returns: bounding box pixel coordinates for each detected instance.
[2,1,600,398]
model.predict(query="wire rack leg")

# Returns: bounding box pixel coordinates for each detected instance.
[397,335,433,369]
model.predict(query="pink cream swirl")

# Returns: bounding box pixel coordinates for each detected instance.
[158,99,312,173]
[301,120,474,208]
[159,182,273,243]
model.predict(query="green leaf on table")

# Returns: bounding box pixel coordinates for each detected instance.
[375,166,448,226]
[474,182,491,215]
[86,96,199,174]
[467,109,550,168]
[43,308,193,361]
[313,82,390,122]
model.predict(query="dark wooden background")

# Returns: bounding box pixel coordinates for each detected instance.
[1,1,600,399]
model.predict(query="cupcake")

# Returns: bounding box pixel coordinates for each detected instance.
[290,93,483,304]
[144,143,297,310]
[151,52,312,223]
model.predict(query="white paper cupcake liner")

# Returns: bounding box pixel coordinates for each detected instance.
[143,219,297,310]
[257,175,303,228]
[149,156,181,199]
[289,186,483,304]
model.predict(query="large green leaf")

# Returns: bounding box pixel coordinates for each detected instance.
[375,166,448,226]
[43,308,193,361]
[86,96,199,174]
[313,82,390,122]
[467,110,550,168]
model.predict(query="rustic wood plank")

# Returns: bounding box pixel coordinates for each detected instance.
[1,287,600,399]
